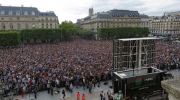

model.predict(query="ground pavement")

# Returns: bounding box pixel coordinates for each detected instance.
[10,80,113,100]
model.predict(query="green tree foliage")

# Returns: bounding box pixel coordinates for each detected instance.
[0,31,21,46]
[79,30,94,39]
[20,28,61,42]
[60,21,76,39]
[98,27,149,39]
[74,25,81,35]
[178,37,180,41]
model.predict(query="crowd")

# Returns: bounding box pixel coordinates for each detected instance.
[0,36,113,99]
[156,40,180,70]
[0,35,179,99]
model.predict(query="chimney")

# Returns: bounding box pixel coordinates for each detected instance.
[22,5,23,7]
[0,4,1,6]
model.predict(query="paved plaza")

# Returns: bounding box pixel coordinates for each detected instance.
[11,80,113,100]
[4,69,180,100]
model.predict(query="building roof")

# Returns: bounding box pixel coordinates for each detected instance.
[97,13,111,18]
[84,16,91,20]
[0,5,57,16]
[109,9,139,17]
[39,12,56,16]
[96,9,140,18]
[0,6,39,16]
[140,14,149,18]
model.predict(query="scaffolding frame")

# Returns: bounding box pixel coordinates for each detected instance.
[113,38,158,71]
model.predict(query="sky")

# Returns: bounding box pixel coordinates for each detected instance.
[1,0,180,23]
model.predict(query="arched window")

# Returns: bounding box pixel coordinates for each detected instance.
[9,23,13,30]
[17,23,21,29]
[9,11,13,15]
[25,24,28,29]
[24,11,28,15]
[1,23,5,30]
[0,10,5,15]
[32,24,35,28]
[31,11,35,15]
[16,11,20,15]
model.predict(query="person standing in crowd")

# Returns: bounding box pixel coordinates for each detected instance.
[82,93,85,100]
[89,82,92,93]
[102,93,106,100]
[34,87,37,99]
[70,83,73,93]
[83,78,86,90]
[62,88,66,98]
[107,90,111,99]
[50,85,53,95]
[47,82,50,93]
[77,92,80,100]
[100,91,104,100]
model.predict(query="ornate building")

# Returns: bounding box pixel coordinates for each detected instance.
[79,8,141,33]
[151,15,180,36]
[0,5,59,30]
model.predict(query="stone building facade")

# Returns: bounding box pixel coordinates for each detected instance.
[151,16,180,35]
[140,14,153,29]
[0,5,59,30]
[79,9,141,33]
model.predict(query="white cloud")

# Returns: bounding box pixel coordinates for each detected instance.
[1,0,180,23]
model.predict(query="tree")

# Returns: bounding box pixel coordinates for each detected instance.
[79,30,93,39]
[60,21,76,40]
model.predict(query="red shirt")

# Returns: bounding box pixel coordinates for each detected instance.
[82,95,85,100]
[77,93,80,99]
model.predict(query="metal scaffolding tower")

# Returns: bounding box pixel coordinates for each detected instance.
[113,38,159,71]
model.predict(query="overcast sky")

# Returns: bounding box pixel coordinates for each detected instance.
[1,0,180,23]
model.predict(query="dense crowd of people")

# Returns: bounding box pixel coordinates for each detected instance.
[0,36,113,98]
[156,40,180,70]
[0,35,179,99]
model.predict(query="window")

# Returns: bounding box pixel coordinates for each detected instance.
[46,17,48,21]
[1,18,4,20]
[46,23,48,25]
[9,18,12,21]
[25,17,28,21]
[32,24,35,28]
[17,23,21,29]
[9,11,13,15]
[31,11,35,15]
[46,26,48,28]
[24,11,28,15]
[16,11,20,15]
[9,23,13,29]
[42,23,44,25]
[1,23,5,29]
[25,24,28,29]
[1,10,5,15]
[50,23,52,25]
[17,17,20,20]
[32,18,35,21]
